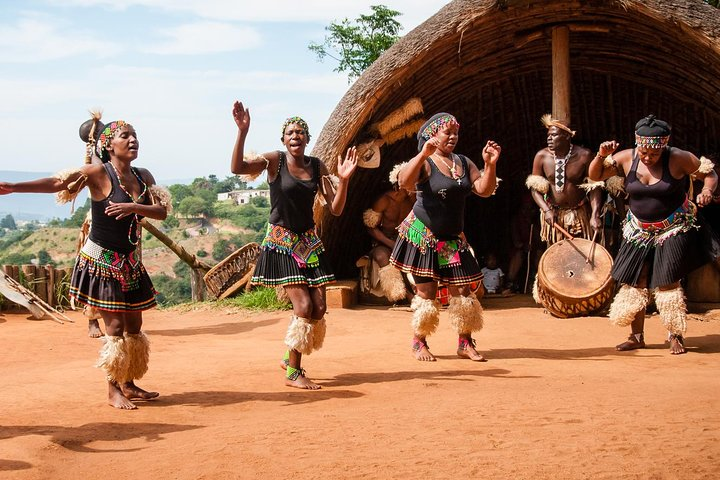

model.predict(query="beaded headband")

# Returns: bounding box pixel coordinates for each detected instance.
[281,116,311,141]
[97,120,128,156]
[635,134,669,149]
[419,114,459,140]
[540,114,576,137]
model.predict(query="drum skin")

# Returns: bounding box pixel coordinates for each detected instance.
[537,238,614,318]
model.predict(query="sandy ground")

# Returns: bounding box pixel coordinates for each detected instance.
[1,295,720,480]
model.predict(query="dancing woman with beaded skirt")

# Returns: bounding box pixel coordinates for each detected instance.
[0,111,171,409]
[390,113,501,362]
[588,115,719,354]
[230,100,357,390]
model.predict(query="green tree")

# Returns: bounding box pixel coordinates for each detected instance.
[36,249,54,266]
[162,214,180,229]
[0,214,17,230]
[250,196,269,208]
[177,196,210,217]
[61,198,91,228]
[309,5,402,81]
[169,184,193,209]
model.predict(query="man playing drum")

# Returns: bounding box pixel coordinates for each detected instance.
[526,115,603,245]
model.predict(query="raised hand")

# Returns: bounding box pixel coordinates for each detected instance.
[0,182,13,195]
[598,140,619,157]
[420,137,439,158]
[337,146,358,181]
[232,101,250,135]
[482,140,501,165]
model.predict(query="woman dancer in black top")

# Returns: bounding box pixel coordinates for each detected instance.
[390,113,501,362]
[588,115,718,354]
[0,112,171,408]
[230,100,357,389]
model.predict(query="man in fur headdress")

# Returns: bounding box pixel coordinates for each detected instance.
[362,163,415,304]
[526,115,603,245]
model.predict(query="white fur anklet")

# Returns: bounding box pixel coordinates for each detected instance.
[410,295,440,338]
[125,332,150,381]
[609,285,649,327]
[378,264,407,302]
[285,315,316,355]
[654,287,687,336]
[97,335,128,384]
[448,292,483,334]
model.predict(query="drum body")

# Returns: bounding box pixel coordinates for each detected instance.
[536,238,614,318]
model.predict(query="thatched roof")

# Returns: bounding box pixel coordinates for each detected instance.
[311,0,720,278]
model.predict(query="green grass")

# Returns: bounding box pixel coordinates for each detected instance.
[219,287,291,311]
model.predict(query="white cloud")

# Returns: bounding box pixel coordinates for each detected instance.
[46,1,451,32]
[0,14,115,63]
[144,21,262,55]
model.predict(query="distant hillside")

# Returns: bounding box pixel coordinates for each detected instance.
[0,171,192,221]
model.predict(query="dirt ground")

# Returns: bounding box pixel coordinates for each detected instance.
[2,295,720,480]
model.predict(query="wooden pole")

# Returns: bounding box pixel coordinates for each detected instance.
[552,25,571,126]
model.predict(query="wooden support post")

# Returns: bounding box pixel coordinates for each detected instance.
[552,25,571,125]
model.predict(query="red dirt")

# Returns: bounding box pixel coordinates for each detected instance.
[2,296,719,479]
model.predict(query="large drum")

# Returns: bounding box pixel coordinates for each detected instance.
[536,238,614,318]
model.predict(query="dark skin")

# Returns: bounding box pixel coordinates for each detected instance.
[589,140,718,354]
[530,126,602,234]
[367,188,415,262]
[399,122,500,362]
[1,124,168,407]
[230,100,358,389]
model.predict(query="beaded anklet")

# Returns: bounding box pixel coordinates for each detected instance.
[282,350,290,367]
[458,337,477,350]
[286,366,304,381]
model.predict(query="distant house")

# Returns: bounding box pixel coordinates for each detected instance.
[217,189,270,205]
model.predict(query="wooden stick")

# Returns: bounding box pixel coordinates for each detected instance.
[551,223,592,264]
[587,231,599,265]
[3,274,72,324]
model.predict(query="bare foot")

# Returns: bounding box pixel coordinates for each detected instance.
[121,381,159,400]
[108,381,137,410]
[457,337,486,362]
[616,333,645,351]
[412,338,436,362]
[285,370,321,390]
[668,334,686,355]
[88,320,104,338]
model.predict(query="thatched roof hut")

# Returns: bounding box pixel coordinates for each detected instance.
[312,0,720,278]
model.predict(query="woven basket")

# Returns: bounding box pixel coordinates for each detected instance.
[204,242,260,299]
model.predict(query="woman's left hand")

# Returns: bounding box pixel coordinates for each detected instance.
[337,146,358,180]
[106,201,135,219]
[482,140,501,165]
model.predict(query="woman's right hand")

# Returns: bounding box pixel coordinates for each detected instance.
[598,140,619,157]
[233,101,250,134]
[420,137,439,157]
[0,182,13,195]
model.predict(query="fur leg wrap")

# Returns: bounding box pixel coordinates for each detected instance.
[97,335,128,384]
[125,332,150,381]
[378,265,407,302]
[285,315,318,355]
[411,295,440,337]
[608,285,649,327]
[654,287,687,336]
[312,317,327,351]
[448,292,484,335]
[532,274,540,304]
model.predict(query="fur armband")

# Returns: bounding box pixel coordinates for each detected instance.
[603,154,616,168]
[53,168,88,205]
[388,161,408,186]
[237,151,269,182]
[691,156,715,178]
[149,184,173,213]
[605,175,627,198]
[478,172,502,195]
[363,209,382,228]
[578,178,605,193]
[525,174,550,194]
[318,174,340,206]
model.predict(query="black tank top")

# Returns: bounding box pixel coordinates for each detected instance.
[625,147,686,221]
[268,151,319,233]
[413,154,473,237]
[89,163,148,254]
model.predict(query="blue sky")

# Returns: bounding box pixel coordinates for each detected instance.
[0,0,451,184]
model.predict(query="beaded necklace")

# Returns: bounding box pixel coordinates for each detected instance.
[109,161,147,246]
[552,145,573,192]
[432,153,464,185]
